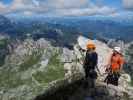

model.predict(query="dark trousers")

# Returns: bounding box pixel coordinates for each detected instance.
[84,66,97,79]
[104,72,120,86]
[84,66,97,88]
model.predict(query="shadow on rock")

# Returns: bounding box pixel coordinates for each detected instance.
[34,78,120,100]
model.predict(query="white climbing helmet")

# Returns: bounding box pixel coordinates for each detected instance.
[114,46,121,53]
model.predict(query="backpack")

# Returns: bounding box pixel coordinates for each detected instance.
[110,53,124,72]
[84,51,98,69]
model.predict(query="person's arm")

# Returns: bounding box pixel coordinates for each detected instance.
[95,53,101,75]
[119,56,125,72]
[83,52,88,68]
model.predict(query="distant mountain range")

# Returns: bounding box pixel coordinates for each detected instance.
[39,16,133,42]
[0,14,133,42]
[0,15,13,32]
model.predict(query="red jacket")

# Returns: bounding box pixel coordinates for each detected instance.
[110,53,124,72]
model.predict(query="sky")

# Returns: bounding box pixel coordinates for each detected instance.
[0,0,133,17]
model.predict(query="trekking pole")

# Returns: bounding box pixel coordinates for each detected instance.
[100,65,112,76]
[97,65,110,76]
[61,61,73,63]
[60,58,83,64]
[96,66,102,76]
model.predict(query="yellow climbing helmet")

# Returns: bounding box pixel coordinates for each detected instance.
[86,41,96,50]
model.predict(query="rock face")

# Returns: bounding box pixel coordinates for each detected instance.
[0,36,133,100]
[77,36,133,99]
[77,36,113,74]
[36,36,133,100]
[0,36,9,66]
[124,42,133,85]
[0,38,65,100]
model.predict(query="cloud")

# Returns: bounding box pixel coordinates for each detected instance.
[98,6,116,15]
[0,0,117,16]
[10,0,35,10]
[123,0,133,9]
[32,0,40,6]
[0,2,6,7]
[0,2,7,10]
[50,6,116,16]
[42,0,90,9]
[0,0,48,15]
[0,2,9,14]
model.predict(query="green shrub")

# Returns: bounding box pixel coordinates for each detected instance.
[19,51,42,71]
[33,52,64,85]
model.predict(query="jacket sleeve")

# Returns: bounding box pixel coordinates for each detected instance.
[119,56,125,66]
[94,52,98,66]
[84,52,88,65]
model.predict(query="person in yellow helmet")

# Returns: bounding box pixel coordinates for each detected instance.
[83,41,99,88]
[86,41,96,50]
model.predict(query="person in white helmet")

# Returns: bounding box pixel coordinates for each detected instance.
[104,46,125,86]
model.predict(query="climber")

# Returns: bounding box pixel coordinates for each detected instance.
[83,41,99,88]
[104,46,124,86]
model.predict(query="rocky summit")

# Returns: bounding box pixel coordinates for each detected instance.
[0,36,133,100]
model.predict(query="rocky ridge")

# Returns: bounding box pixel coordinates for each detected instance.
[0,36,133,100]
[36,36,133,100]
